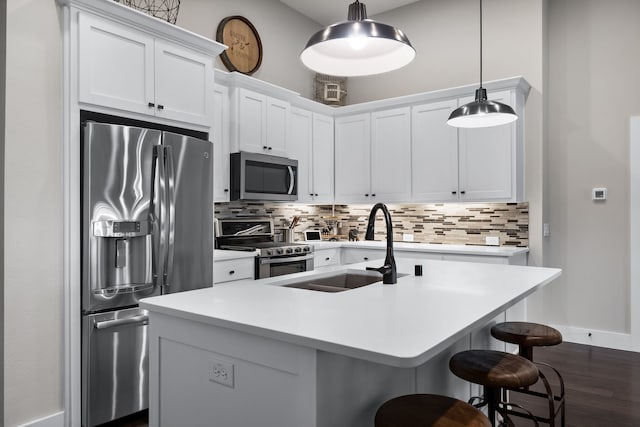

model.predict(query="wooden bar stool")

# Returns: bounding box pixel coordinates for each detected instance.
[449,350,540,427]
[491,322,566,427]
[375,394,492,427]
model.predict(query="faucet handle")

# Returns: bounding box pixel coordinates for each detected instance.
[366,265,392,275]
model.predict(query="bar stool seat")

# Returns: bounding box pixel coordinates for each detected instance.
[491,322,565,427]
[375,394,492,427]
[450,350,540,426]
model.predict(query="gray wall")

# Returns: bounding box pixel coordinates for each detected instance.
[544,0,640,334]
[5,0,63,425]
[178,0,321,98]
[1,0,6,423]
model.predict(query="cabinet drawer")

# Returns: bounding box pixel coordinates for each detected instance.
[214,258,254,283]
[341,248,385,265]
[314,248,341,268]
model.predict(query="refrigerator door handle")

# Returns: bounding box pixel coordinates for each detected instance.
[93,314,149,330]
[164,145,176,287]
[287,166,295,195]
[155,145,168,287]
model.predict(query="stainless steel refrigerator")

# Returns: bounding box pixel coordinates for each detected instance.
[81,121,213,426]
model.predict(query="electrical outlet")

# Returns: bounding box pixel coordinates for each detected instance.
[209,358,234,388]
[485,236,500,246]
[402,233,414,242]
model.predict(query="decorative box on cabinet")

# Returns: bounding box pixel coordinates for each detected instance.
[78,12,215,127]
[231,87,290,157]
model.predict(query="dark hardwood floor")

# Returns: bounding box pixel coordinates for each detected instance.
[98,342,640,427]
[509,342,640,427]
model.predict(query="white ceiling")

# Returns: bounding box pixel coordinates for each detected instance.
[279,0,420,26]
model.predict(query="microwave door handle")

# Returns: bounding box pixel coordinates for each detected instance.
[155,146,167,287]
[164,145,176,288]
[287,166,295,195]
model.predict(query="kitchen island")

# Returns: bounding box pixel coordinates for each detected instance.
[140,258,561,427]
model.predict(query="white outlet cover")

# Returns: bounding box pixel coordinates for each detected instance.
[402,233,414,242]
[485,236,500,246]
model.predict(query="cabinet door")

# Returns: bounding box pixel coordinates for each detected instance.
[154,40,213,126]
[78,13,155,115]
[236,88,267,153]
[341,248,384,265]
[334,114,371,203]
[265,97,290,156]
[289,107,313,203]
[213,84,230,202]
[411,100,460,202]
[311,113,334,204]
[458,90,515,201]
[371,107,412,202]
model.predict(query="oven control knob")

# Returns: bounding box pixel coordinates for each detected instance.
[294,247,302,253]
[303,247,310,252]
[276,248,284,255]
[285,248,293,254]
[266,249,273,256]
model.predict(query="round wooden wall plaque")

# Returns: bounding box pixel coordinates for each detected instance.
[216,16,263,75]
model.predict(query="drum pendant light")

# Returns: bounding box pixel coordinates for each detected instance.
[300,1,415,77]
[447,0,517,128]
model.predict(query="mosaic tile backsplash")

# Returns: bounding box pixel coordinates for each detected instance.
[215,202,529,247]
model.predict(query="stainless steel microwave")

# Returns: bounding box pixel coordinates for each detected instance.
[230,151,298,201]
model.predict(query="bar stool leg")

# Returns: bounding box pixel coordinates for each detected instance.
[484,386,500,426]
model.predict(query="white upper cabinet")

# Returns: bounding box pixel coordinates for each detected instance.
[311,113,335,204]
[335,107,411,203]
[334,113,371,203]
[289,107,313,203]
[458,90,517,201]
[371,107,412,202]
[411,99,459,202]
[289,109,334,204]
[411,90,523,203]
[232,87,290,157]
[213,83,230,202]
[78,12,214,127]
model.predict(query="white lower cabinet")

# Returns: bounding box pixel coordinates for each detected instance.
[314,248,341,268]
[341,248,386,265]
[214,258,254,283]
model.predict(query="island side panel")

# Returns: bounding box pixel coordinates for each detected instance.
[147,312,317,427]
[315,351,416,427]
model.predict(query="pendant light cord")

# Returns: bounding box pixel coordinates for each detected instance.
[479,0,483,88]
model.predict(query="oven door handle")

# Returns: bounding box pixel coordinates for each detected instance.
[259,254,314,265]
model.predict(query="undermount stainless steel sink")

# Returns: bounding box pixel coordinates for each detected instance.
[283,270,407,293]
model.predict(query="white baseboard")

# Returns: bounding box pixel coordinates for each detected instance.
[16,411,64,427]
[552,324,633,352]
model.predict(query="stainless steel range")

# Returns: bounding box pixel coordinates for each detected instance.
[216,218,314,279]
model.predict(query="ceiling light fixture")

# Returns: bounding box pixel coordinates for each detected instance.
[300,1,415,77]
[447,0,517,128]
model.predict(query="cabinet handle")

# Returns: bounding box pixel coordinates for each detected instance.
[364,257,369,260]
[148,102,155,108]
[263,146,268,149]
[365,194,369,197]
[315,193,319,197]
[451,191,457,195]
[325,257,330,261]
[229,270,235,275]
[157,104,164,110]
[310,193,314,196]
[371,194,376,197]
[224,189,229,192]
[268,147,272,150]
[460,190,466,195]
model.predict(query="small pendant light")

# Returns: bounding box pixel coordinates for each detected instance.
[300,1,415,77]
[447,0,517,128]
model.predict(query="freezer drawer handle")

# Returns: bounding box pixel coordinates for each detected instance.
[94,314,149,330]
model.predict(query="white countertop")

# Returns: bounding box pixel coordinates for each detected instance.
[214,249,257,261]
[141,258,560,368]
[310,240,528,257]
